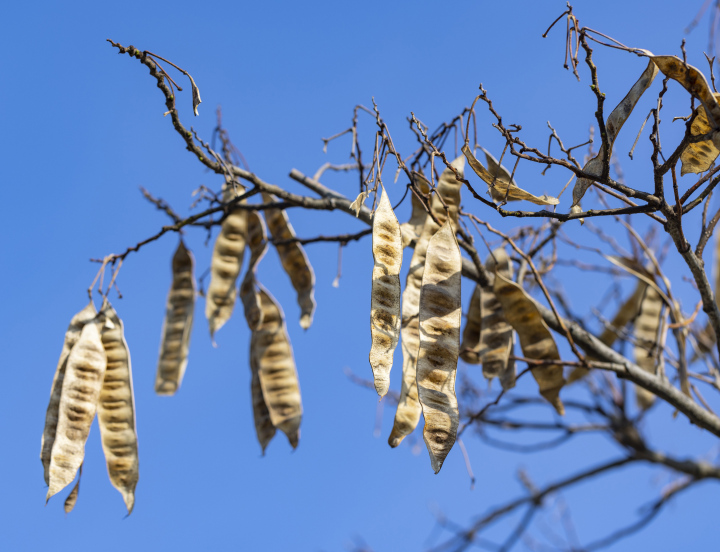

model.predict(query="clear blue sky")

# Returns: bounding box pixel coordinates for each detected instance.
[1,1,717,550]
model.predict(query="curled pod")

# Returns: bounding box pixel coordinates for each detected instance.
[478,250,515,387]
[262,192,316,329]
[251,287,303,448]
[41,301,97,486]
[47,320,107,502]
[389,156,465,448]
[369,186,403,397]
[680,93,720,175]
[239,211,269,331]
[98,304,139,514]
[206,184,249,338]
[156,239,196,395]
[493,273,565,415]
[417,221,462,473]
[250,357,276,454]
[634,286,664,409]
[400,171,431,248]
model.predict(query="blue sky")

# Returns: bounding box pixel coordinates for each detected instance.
[1,1,718,550]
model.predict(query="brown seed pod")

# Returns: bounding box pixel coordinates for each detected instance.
[493,273,565,415]
[250,365,276,454]
[98,304,139,514]
[41,301,97,486]
[680,93,720,175]
[389,156,465,448]
[251,286,303,448]
[206,184,249,338]
[239,211,269,331]
[156,239,196,395]
[47,320,107,502]
[460,285,482,364]
[400,171,431,248]
[634,286,664,409]
[369,186,403,397]
[63,464,82,514]
[262,192,316,329]
[417,221,462,473]
[478,250,516,387]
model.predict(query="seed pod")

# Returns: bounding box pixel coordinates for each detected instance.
[389,156,464,447]
[680,93,720,175]
[634,286,664,409]
[156,239,196,395]
[417,221,462,473]
[47,321,107,502]
[460,285,482,364]
[251,287,302,448]
[478,250,515,387]
[98,304,139,514]
[63,464,82,514]
[262,192,316,329]
[239,211,268,331]
[206,184,248,338]
[400,172,431,248]
[494,273,565,415]
[41,301,97,486]
[250,357,276,454]
[369,186,403,397]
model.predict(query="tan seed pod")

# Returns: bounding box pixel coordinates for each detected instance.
[98,304,139,514]
[239,211,269,331]
[634,286,664,409]
[251,286,303,448]
[680,93,720,175]
[478,250,516,387]
[460,285,482,364]
[400,171,431,248]
[63,464,82,514]
[250,364,276,454]
[416,221,462,473]
[369,186,403,397]
[47,320,107,502]
[462,145,559,206]
[41,301,97,486]
[156,239,196,395]
[389,156,464,447]
[206,184,248,338]
[570,60,658,215]
[262,192,316,329]
[493,273,565,415]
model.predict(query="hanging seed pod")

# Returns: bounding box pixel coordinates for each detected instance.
[478,250,516,387]
[262,192,316,329]
[680,93,720,175]
[389,156,464,448]
[250,365,276,454]
[251,287,303,448]
[417,221,462,473]
[400,171,431,248]
[369,186,403,397]
[239,211,268,331]
[41,301,97,486]
[206,183,248,338]
[98,304,139,514]
[47,321,107,502]
[634,286,664,409]
[63,464,82,514]
[460,285,482,364]
[494,274,565,415]
[156,240,196,395]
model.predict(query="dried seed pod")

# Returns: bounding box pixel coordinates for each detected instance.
[239,211,269,331]
[206,184,248,338]
[400,172,431,248]
[680,93,720,175]
[462,145,559,206]
[570,60,658,214]
[262,192,316,329]
[389,156,464,447]
[98,304,139,514]
[41,301,97,486]
[63,464,82,514]
[47,320,107,502]
[369,186,403,397]
[417,221,462,473]
[250,362,276,454]
[634,286,664,409]
[251,287,303,448]
[494,274,565,415]
[478,250,515,387]
[156,240,196,395]
[460,285,482,364]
